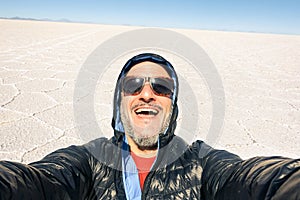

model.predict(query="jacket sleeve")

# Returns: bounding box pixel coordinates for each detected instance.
[0,145,93,200]
[197,141,300,200]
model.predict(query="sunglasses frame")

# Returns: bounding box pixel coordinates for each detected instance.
[122,76,174,98]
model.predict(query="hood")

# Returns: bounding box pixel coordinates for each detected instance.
[111,53,179,147]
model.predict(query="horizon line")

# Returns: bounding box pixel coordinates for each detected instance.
[1,16,299,36]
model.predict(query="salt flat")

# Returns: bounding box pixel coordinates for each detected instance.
[0,19,299,163]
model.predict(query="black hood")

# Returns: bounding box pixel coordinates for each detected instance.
[111,53,179,147]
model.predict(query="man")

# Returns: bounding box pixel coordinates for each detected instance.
[0,53,299,199]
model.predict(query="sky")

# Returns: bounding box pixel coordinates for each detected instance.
[0,0,299,35]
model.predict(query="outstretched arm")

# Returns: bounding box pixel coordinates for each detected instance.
[195,141,300,199]
[0,145,93,199]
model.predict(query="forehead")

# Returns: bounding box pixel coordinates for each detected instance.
[126,61,170,78]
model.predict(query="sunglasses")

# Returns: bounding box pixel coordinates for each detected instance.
[122,76,174,98]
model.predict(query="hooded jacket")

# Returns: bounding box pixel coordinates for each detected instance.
[0,53,299,200]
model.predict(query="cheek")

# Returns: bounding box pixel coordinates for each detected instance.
[162,99,172,108]
[160,99,172,115]
[165,106,172,116]
[121,96,133,113]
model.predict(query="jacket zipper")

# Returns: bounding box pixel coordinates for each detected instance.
[141,170,155,200]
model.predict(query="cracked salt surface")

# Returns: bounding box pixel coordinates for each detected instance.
[0,84,19,105]
[0,107,28,123]
[0,19,299,163]
[34,103,75,130]
[3,92,57,114]
[0,117,63,153]
[15,79,64,93]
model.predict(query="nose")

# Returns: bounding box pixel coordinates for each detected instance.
[138,83,156,103]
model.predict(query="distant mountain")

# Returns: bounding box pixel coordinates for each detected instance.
[0,16,73,23]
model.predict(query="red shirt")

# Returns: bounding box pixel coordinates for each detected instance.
[131,152,156,190]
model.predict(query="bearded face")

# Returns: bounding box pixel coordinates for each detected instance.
[120,62,173,150]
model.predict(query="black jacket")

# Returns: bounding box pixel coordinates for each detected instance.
[0,136,299,199]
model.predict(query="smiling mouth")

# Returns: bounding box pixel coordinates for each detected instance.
[134,108,159,116]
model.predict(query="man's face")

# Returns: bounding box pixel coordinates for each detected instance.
[120,61,173,149]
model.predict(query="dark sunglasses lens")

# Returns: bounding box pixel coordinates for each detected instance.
[123,77,144,95]
[152,78,174,96]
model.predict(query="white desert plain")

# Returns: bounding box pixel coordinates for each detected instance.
[0,19,299,163]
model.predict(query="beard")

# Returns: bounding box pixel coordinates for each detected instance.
[120,104,172,151]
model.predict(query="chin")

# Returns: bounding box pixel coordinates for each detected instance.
[133,135,159,151]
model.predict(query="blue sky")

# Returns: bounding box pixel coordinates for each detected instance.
[1,0,299,35]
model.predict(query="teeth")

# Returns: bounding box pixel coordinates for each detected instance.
[135,108,158,115]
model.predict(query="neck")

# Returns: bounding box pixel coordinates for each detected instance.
[126,135,158,158]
